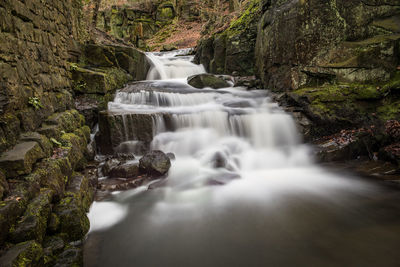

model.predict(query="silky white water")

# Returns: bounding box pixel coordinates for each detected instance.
[85,50,400,267]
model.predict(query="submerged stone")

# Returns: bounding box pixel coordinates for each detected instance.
[188,73,231,89]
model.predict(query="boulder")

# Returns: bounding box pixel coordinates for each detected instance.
[0,141,45,178]
[161,44,178,52]
[0,240,43,267]
[109,162,139,178]
[139,150,171,177]
[188,74,231,89]
[102,158,121,176]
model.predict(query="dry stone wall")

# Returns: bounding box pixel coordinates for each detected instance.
[0,0,88,153]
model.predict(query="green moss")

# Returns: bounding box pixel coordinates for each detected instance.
[226,0,261,37]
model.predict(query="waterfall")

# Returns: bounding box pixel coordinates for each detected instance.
[146,50,206,80]
[86,49,400,267]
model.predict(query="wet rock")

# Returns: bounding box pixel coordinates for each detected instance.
[97,111,155,154]
[99,177,144,192]
[109,162,139,179]
[75,95,100,129]
[114,153,135,161]
[0,240,43,267]
[188,74,231,89]
[102,158,121,176]
[211,152,228,168]
[139,150,171,177]
[9,189,53,244]
[166,152,176,160]
[0,141,45,178]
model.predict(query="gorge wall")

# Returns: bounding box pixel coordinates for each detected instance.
[256,0,400,91]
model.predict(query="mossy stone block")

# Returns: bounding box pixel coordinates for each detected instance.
[0,141,45,178]
[9,189,53,243]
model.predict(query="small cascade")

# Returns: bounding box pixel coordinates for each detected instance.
[146,50,206,80]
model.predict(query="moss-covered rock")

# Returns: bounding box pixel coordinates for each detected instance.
[288,71,400,137]
[255,0,400,90]
[20,132,53,158]
[0,141,45,178]
[72,66,131,95]
[195,0,262,75]
[60,133,87,171]
[31,160,65,201]
[0,240,43,267]
[55,193,90,242]
[9,189,53,243]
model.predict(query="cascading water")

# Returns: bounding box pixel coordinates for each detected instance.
[85,50,400,267]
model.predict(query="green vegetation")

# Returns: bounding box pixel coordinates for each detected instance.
[28,97,43,110]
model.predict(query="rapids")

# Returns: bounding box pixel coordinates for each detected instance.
[84,50,400,267]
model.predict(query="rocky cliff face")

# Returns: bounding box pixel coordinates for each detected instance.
[255,0,400,91]
[195,0,262,75]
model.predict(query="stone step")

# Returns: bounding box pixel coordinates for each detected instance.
[0,141,45,178]
[97,111,159,154]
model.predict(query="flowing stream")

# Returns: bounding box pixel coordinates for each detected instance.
[85,50,400,267]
